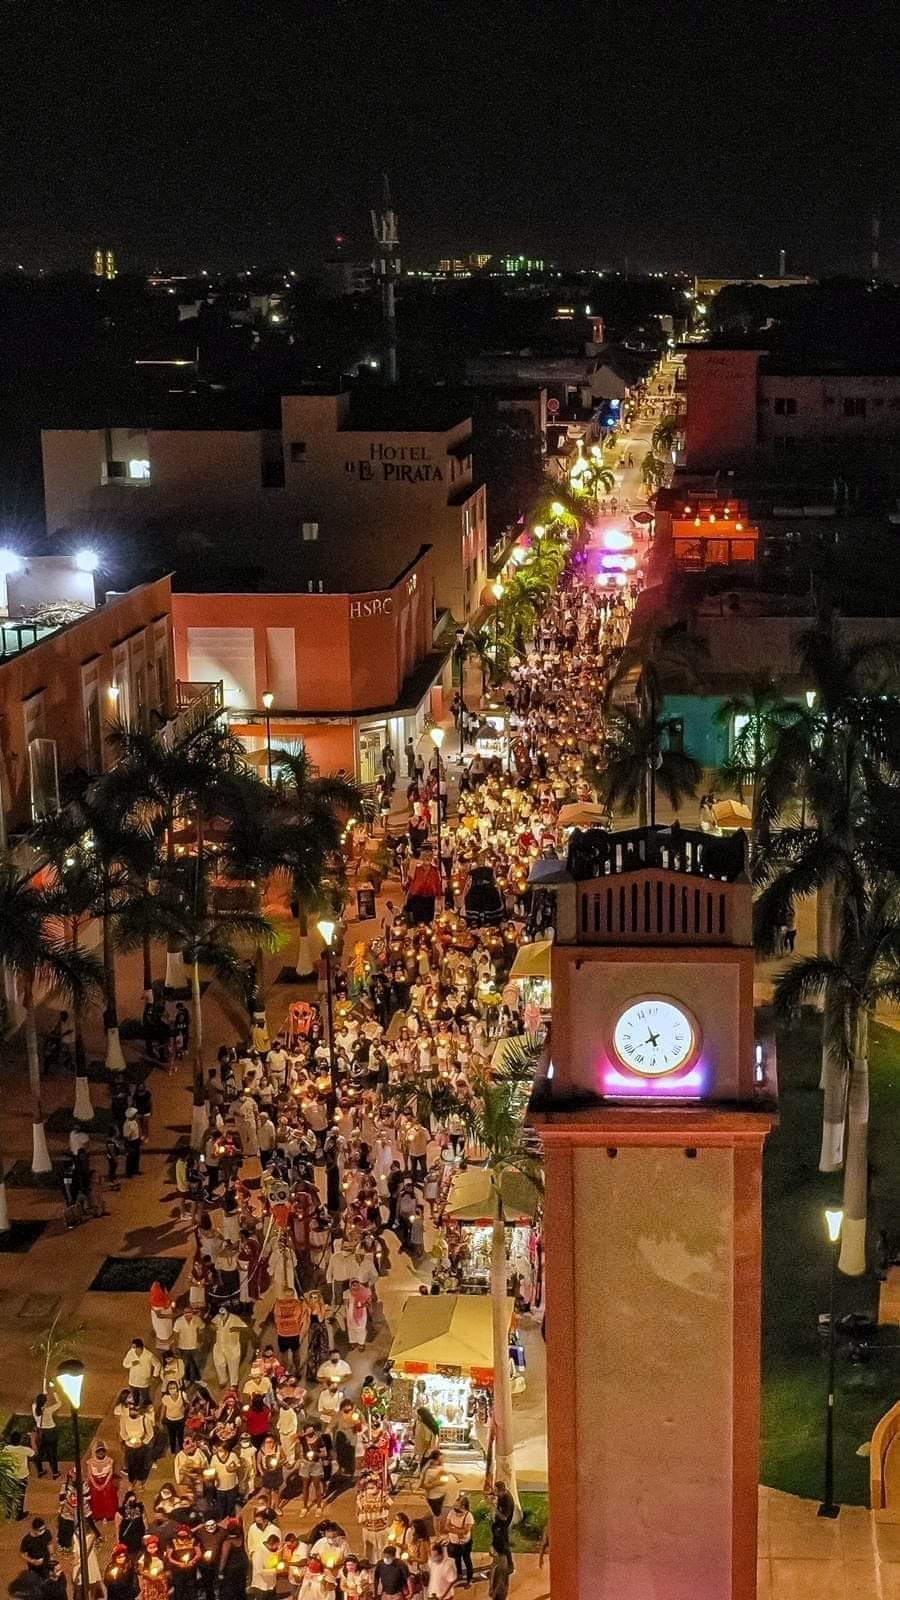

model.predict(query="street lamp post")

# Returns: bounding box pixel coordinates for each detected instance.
[491,580,504,673]
[316,919,338,1109]
[819,1207,843,1519]
[430,727,445,888]
[455,627,467,756]
[57,1360,90,1600]
[262,691,274,784]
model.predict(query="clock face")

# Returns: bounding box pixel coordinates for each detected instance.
[612,997,699,1078]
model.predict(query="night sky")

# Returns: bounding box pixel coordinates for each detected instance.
[0,0,895,276]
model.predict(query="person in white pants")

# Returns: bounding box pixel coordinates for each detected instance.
[212,1307,246,1386]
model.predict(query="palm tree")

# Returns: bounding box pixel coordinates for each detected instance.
[463,1036,544,1511]
[715,676,802,855]
[0,1448,24,1523]
[754,614,900,1169]
[105,711,256,989]
[266,746,360,977]
[0,864,101,1183]
[651,415,680,456]
[34,789,157,1071]
[773,879,900,1274]
[640,450,667,493]
[120,854,278,1145]
[597,706,702,826]
[461,624,506,692]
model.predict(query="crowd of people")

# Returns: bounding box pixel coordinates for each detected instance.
[9,525,641,1600]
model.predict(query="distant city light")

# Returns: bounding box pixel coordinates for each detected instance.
[75,548,99,572]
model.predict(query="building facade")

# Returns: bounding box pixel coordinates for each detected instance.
[685,348,900,468]
[0,575,174,840]
[41,391,487,622]
[171,547,446,784]
[530,827,775,1600]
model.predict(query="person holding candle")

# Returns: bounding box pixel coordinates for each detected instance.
[165,1526,201,1600]
[104,1542,139,1600]
[209,1442,242,1519]
[136,1536,169,1600]
[249,1532,282,1599]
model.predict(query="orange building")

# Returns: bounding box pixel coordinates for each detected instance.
[0,575,174,841]
[171,547,448,784]
[670,495,759,569]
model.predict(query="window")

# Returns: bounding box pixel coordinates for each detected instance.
[128,458,151,480]
[28,739,60,821]
[261,459,285,488]
[843,397,866,417]
[301,521,319,542]
[773,398,797,416]
[84,689,103,771]
[290,442,306,462]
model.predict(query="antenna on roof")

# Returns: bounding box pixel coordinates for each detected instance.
[371,174,400,385]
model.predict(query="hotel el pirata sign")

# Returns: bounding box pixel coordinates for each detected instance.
[345,442,444,484]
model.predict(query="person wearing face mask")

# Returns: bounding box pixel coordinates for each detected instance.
[373,1543,409,1598]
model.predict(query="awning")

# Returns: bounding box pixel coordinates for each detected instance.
[558,801,608,830]
[714,799,752,830]
[389,1293,512,1382]
[509,939,553,981]
[445,1166,538,1226]
[528,857,571,887]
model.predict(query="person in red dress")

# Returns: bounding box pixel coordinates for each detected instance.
[86,1439,120,1522]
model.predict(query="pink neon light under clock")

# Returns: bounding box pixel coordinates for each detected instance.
[600,1060,708,1098]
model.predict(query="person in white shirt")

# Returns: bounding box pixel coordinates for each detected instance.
[3,1433,32,1516]
[267,1045,288,1093]
[426,1541,458,1598]
[210,1444,242,1518]
[309,1526,349,1569]
[122,1338,160,1404]
[212,1307,246,1386]
[246,1509,280,1557]
[173,1305,203,1383]
[249,1533,281,1595]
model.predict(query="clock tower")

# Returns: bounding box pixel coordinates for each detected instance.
[529,826,776,1600]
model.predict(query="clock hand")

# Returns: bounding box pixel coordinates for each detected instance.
[643,1032,660,1048]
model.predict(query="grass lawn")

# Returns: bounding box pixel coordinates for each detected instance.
[470,1491,547,1552]
[4,1414,100,1461]
[762,1008,900,1504]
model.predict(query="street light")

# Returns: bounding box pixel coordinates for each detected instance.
[430,727,445,884]
[316,918,338,1109]
[818,1206,843,1519]
[57,1360,90,1600]
[492,579,504,666]
[262,691,274,784]
[454,628,467,756]
[806,690,817,711]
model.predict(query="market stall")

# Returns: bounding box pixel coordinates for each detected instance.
[388,1293,513,1452]
[508,936,553,1020]
[443,1166,541,1303]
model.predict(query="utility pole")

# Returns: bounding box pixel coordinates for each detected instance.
[371,174,400,384]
